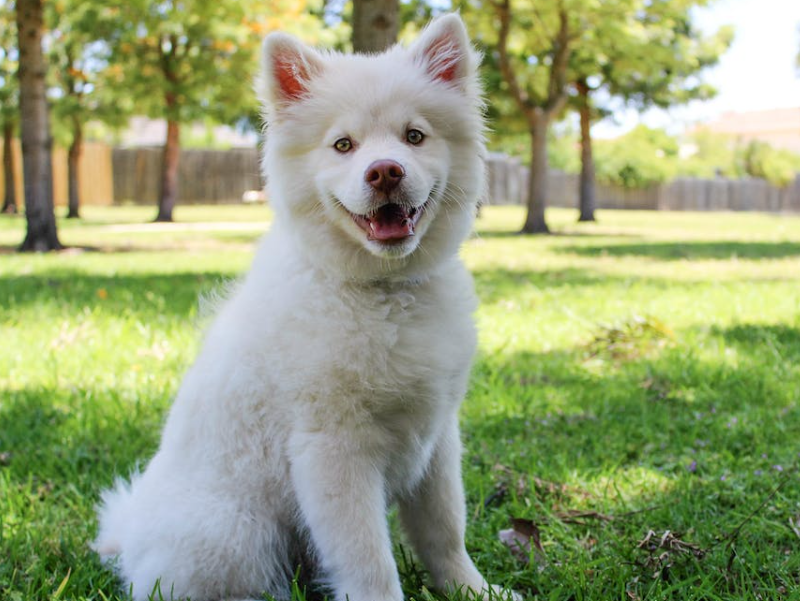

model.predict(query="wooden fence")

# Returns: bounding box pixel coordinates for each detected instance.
[485,153,800,212]
[3,144,799,212]
[0,140,113,208]
[112,147,264,205]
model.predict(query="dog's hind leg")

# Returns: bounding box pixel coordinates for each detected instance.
[97,470,295,601]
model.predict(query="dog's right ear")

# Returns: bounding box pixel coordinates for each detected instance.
[259,33,324,110]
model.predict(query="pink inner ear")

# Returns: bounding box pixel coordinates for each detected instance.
[423,34,461,83]
[274,54,307,101]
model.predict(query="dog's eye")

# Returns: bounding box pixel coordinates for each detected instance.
[334,138,353,153]
[406,129,424,145]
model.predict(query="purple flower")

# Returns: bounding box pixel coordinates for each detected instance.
[688,460,697,473]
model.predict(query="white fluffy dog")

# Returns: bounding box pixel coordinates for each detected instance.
[95,14,517,601]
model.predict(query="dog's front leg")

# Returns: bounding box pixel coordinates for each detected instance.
[398,418,520,601]
[289,427,403,601]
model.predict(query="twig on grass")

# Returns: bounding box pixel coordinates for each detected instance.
[556,505,662,525]
[634,529,705,581]
[710,462,798,575]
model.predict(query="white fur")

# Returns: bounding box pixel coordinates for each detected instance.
[95,14,518,601]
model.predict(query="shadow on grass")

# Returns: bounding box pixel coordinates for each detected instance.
[0,270,235,316]
[468,320,800,475]
[2,319,799,600]
[472,229,639,240]
[556,241,800,260]
[463,323,800,598]
[0,236,260,254]
[468,351,793,480]
[4,265,643,314]
[718,323,800,361]
[0,386,165,493]
[471,266,672,304]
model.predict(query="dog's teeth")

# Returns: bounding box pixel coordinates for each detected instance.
[369,222,377,231]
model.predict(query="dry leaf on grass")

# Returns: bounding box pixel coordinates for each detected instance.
[498,517,546,564]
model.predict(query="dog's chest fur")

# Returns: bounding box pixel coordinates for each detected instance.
[235,249,478,493]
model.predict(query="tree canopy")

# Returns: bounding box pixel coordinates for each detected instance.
[47,0,133,217]
[1,0,18,214]
[103,0,261,125]
[0,0,17,129]
[10,0,800,245]
[461,0,735,231]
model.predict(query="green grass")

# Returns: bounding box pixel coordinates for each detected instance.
[1,205,799,601]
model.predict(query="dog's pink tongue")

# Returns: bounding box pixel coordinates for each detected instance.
[369,204,413,241]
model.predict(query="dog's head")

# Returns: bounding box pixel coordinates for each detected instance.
[259,14,485,281]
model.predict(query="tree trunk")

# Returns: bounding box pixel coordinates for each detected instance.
[66,116,82,219]
[16,0,61,251]
[352,0,399,53]
[577,80,596,222]
[2,121,16,214]
[522,112,551,234]
[155,118,180,222]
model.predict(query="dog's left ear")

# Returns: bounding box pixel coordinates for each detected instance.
[410,14,478,88]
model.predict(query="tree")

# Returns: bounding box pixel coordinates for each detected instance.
[594,125,679,188]
[103,0,265,222]
[48,1,128,219]
[597,2,733,112]
[563,0,632,222]
[1,0,18,214]
[678,130,739,179]
[738,140,800,187]
[16,0,61,251]
[467,0,731,228]
[588,127,800,189]
[352,0,399,52]
[488,0,576,234]
[574,77,596,221]
[568,0,732,222]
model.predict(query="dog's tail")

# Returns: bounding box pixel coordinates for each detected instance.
[92,474,138,560]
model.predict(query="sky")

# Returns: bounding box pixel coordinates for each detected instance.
[593,0,800,138]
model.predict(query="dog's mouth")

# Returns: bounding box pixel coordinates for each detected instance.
[349,203,426,244]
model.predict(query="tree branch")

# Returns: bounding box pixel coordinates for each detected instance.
[493,0,535,126]
[159,33,179,85]
[545,4,571,115]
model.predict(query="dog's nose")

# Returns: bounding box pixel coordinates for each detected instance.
[365,160,405,193]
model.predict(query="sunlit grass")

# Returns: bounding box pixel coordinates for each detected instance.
[1,205,799,600]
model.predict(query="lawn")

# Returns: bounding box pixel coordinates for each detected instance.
[1,205,799,601]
